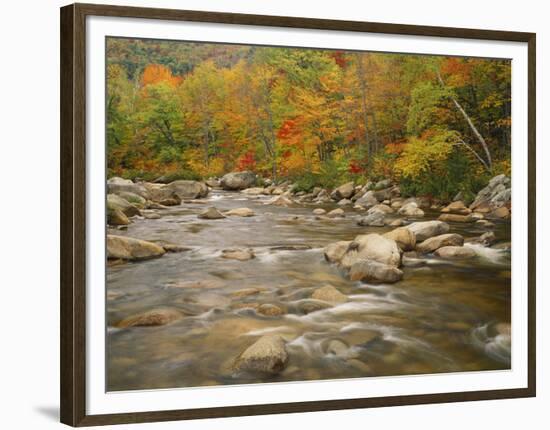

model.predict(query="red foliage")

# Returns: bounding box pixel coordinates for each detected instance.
[331,51,347,69]
[277,119,298,140]
[236,151,256,171]
[348,160,363,174]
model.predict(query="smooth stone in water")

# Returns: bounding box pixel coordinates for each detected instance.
[107,235,166,261]
[416,233,464,254]
[383,227,416,251]
[434,246,476,259]
[225,207,255,217]
[233,335,289,375]
[340,233,401,268]
[324,241,351,264]
[405,220,450,241]
[349,259,404,283]
[198,207,226,219]
[222,249,255,261]
[311,285,347,303]
[313,208,326,215]
[117,308,183,328]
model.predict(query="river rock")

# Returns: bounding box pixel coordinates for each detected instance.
[338,198,353,206]
[205,178,221,188]
[257,304,285,317]
[434,246,476,259]
[367,204,394,215]
[313,208,326,215]
[416,233,464,254]
[340,233,401,269]
[355,191,379,209]
[383,227,416,251]
[198,207,226,219]
[476,219,495,228]
[311,286,347,303]
[331,182,355,200]
[225,207,255,217]
[222,249,255,261]
[470,174,511,211]
[438,213,474,223]
[373,187,393,202]
[374,179,392,190]
[398,201,425,217]
[167,180,209,199]
[107,193,141,217]
[117,308,183,328]
[349,259,404,283]
[117,191,147,208]
[479,231,497,245]
[241,187,265,195]
[233,335,289,375]
[441,201,471,215]
[405,221,450,241]
[107,235,166,261]
[108,179,150,199]
[490,206,510,219]
[324,241,351,264]
[266,195,293,207]
[221,171,257,190]
[388,218,405,227]
[327,208,345,217]
[107,208,130,226]
[357,211,385,227]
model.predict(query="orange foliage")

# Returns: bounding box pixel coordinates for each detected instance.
[141,64,182,87]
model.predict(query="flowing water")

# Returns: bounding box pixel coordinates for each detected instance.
[107,190,511,391]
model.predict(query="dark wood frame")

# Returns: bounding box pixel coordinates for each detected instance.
[60,2,536,426]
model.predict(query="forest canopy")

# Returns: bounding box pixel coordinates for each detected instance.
[106,37,511,201]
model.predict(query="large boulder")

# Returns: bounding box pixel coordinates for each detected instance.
[331,182,355,201]
[354,191,379,208]
[416,233,464,254]
[405,221,450,242]
[167,180,209,199]
[107,180,150,199]
[107,193,141,217]
[233,335,289,375]
[398,201,425,217]
[324,241,351,264]
[117,308,183,328]
[434,246,476,259]
[490,206,511,219]
[470,174,511,211]
[340,233,401,269]
[349,259,403,284]
[107,235,166,261]
[383,227,416,251]
[221,171,257,190]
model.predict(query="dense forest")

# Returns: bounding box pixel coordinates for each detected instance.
[107,38,511,201]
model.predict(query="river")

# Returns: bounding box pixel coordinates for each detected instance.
[106,189,511,391]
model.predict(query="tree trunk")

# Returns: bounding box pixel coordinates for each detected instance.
[437,70,492,170]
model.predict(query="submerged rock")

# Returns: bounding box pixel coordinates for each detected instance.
[434,246,476,259]
[438,213,474,223]
[198,207,226,219]
[107,235,166,261]
[257,303,285,317]
[222,249,255,261]
[233,335,289,375]
[117,308,183,328]
[225,207,255,217]
[311,285,347,303]
[327,208,345,217]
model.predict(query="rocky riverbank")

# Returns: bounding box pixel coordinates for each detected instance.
[106,171,512,390]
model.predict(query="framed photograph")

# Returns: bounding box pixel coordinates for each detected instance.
[60,3,536,426]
